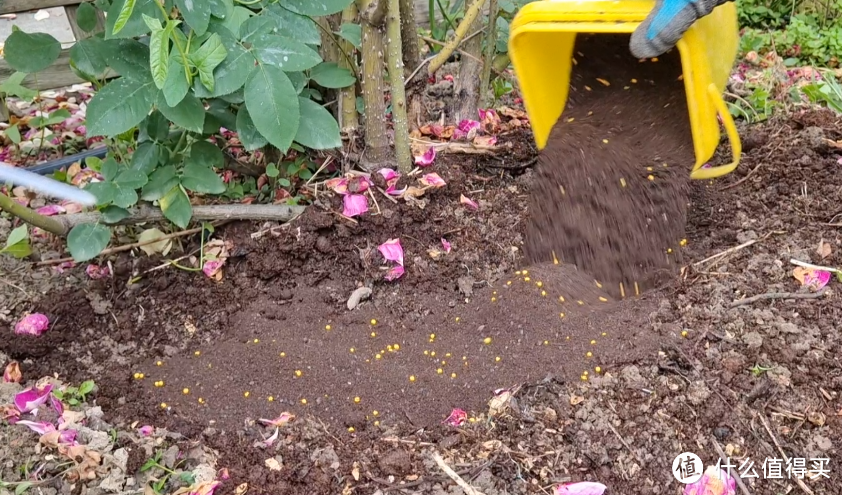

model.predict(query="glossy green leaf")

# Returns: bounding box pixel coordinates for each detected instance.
[310,62,355,88]
[112,0,137,34]
[131,142,161,174]
[280,0,354,16]
[219,6,251,37]
[143,14,171,89]
[208,0,234,18]
[101,206,131,224]
[158,92,205,133]
[192,28,252,98]
[114,168,149,189]
[106,0,163,39]
[337,23,361,49]
[252,34,322,72]
[86,77,157,138]
[0,73,37,101]
[190,33,228,92]
[75,2,99,32]
[287,71,307,94]
[112,184,139,208]
[245,64,300,152]
[238,15,274,44]
[144,111,170,141]
[2,240,32,259]
[4,30,60,73]
[160,185,192,229]
[67,223,111,262]
[265,5,321,45]
[236,106,268,151]
[101,158,119,181]
[265,163,279,178]
[162,51,190,107]
[70,38,109,76]
[294,97,341,150]
[29,109,71,129]
[181,163,225,194]
[5,225,27,249]
[102,39,151,81]
[6,124,21,144]
[141,165,179,201]
[188,141,224,168]
[175,0,211,35]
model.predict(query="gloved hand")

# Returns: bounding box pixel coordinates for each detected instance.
[630,0,732,59]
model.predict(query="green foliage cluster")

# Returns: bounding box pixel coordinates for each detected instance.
[2,0,361,262]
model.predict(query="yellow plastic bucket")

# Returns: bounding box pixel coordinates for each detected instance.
[508,0,742,180]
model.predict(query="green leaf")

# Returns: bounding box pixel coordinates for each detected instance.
[252,34,322,72]
[181,163,225,194]
[162,51,190,107]
[203,100,237,134]
[102,39,151,81]
[142,165,179,201]
[76,2,100,32]
[245,64,300,152]
[114,168,149,189]
[286,71,307,94]
[265,163,279,178]
[86,156,103,172]
[85,182,117,205]
[2,241,32,259]
[208,0,234,18]
[29,109,71,129]
[70,38,109,76]
[79,380,96,395]
[0,73,38,101]
[144,111,170,141]
[219,7,252,39]
[101,206,131,224]
[265,5,321,45]
[280,0,354,16]
[160,185,192,229]
[14,481,33,495]
[4,30,61,73]
[6,124,21,144]
[144,14,171,89]
[238,15,274,44]
[337,23,361,49]
[176,0,211,35]
[112,185,139,208]
[112,0,137,34]
[101,158,119,181]
[86,77,157,138]
[106,0,163,39]
[67,223,111,262]
[131,142,161,175]
[236,106,268,151]
[294,97,341,150]
[187,141,224,168]
[310,62,355,88]
[189,33,228,92]
[301,88,321,101]
[157,92,205,133]
[192,30,252,98]
[5,225,28,249]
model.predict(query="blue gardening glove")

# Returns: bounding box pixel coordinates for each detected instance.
[630,0,732,59]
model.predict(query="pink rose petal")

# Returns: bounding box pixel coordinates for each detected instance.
[683,467,736,495]
[441,238,452,253]
[378,168,399,183]
[202,259,225,278]
[3,361,21,383]
[473,135,498,147]
[85,264,111,279]
[419,173,446,188]
[460,194,479,210]
[349,176,371,194]
[14,383,54,413]
[443,408,467,427]
[14,313,50,336]
[138,425,154,436]
[554,482,608,495]
[454,120,480,141]
[414,147,436,167]
[385,264,405,281]
[804,269,831,291]
[258,412,295,427]
[378,238,404,266]
[326,177,349,195]
[50,394,64,415]
[58,429,78,445]
[53,261,75,274]
[386,184,407,196]
[342,194,369,217]
[253,427,280,448]
[36,205,66,216]
[16,420,56,436]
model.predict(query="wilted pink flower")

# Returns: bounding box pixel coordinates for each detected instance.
[342,194,369,217]
[60,201,84,214]
[683,467,736,495]
[3,361,21,383]
[454,120,480,140]
[14,383,54,413]
[16,420,56,435]
[85,264,111,279]
[385,265,405,281]
[326,177,349,195]
[53,261,75,274]
[441,238,451,253]
[804,269,831,291]
[189,481,221,495]
[14,313,50,336]
[414,147,436,167]
[202,259,225,278]
[58,429,78,444]
[138,425,154,436]
[378,168,399,184]
[348,176,371,194]
[460,194,478,210]
[50,395,64,416]
[36,205,66,216]
[378,238,404,266]
[443,408,467,427]
[554,482,607,495]
[419,173,446,188]
[259,412,295,427]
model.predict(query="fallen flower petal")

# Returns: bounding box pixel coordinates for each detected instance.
[36,205,66,216]
[378,238,404,266]
[50,394,64,416]
[414,147,436,167]
[138,425,154,436]
[53,261,75,274]
[189,481,221,495]
[325,177,349,195]
[385,265,405,281]
[377,168,399,183]
[386,184,408,196]
[473,135,498,147]
[460,194,479,210]
[58,429,78,445]
[2,405,20,423]
[458,119,481,134]
[16,420,56,436]
[342,194,369,217]
[3,361,21,383]
[253,427,279,448]
[554,481,608,495]
[14,313,50,336]
[441,238,452,253]
[258,412,295,427]
[202,259,225,278]
[419,173,446,188]
[683,467,736,495]
[804,269,831,291]
[85,264,111,280]
[443,408,467,427]
[348,176,371,194]
[218,468,230,480]
[14,383,54,413]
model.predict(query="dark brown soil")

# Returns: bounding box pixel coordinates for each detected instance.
[525,34,694,299]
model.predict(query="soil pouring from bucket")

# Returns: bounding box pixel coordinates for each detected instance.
[525,34,695,300]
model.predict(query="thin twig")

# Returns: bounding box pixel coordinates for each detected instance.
[758,414,815,495]
[730,289,827,308]
[367,188,381,215]
[431,452,485,495]
[721,161,763,191]
[305,155,335,186]
[710,436,753,495]
[606,422,645,467]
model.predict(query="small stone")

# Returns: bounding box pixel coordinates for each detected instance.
[742,332,763,348]
[713,427,731,441]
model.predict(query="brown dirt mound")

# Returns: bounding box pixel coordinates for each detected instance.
[525,34,695,300]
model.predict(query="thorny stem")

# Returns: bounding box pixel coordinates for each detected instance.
[339,3,360,132]
[358,17,390,164]
[0,193,67,236]
[479,0,498,108]
[386,0,412,173]
[427,0,488,75]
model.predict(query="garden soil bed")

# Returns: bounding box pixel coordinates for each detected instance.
[3,106,842,495]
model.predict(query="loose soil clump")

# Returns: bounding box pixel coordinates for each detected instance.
[525,34,695,299]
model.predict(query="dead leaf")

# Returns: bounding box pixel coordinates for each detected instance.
[264,458,282,471]
[428,248,442,259]
[138,228,173,256]
[352,462,360,481]
[792,266,810,285]
[570,395,585,406]
[406,475,420,481]
[807,411,826,426]
[816,239,832,259]
[235,483,249,495]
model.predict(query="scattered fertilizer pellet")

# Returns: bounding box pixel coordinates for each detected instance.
[445,353,451,357]
[268,396,274,402]
[354,396,361,404]
[182,388,189,395]
[375,354,382,360]
[370,332,376,338]
[441,360,446,365]
[541,291,547,297]
[585,85,592,91]
[194,351,201,356]
[667,248,673,254]
[524,276,531,282]
[536,281,543,287]
[648,175,655,181]
[624,86,630,90]
[495,356,501,362]
[371,319,377,325]
[631,78,638,83]
[300,398,307,405]
[516,271,522,275]
[681,330,688,338]
[602,139,609,144]
[437,368,443,374]
[198,398,205,404]
[156,361,163,366]
[349,348,355,353]
[491,297,497,302]
[559,296,565,302]
[577,300,584,305]
[483,337,492,345]
[567,117,575,122]
[244,391,250,398]
[347,427,355,433]
[160,403,168,408]
[596,78,610,86]
[450,373,457,379]
[586,352,593,358]
[620,283,626,298]
[590,340,596,345]
[430,333,436,340]
[680,239,688,246]
[580,375,588,381]
[280,352,286,357]
[595,367,602,373]
[409,375,416,382]
[506,281,512,285]
[602,332,607,336]
[373,410,379,416]
[599,297,608,302]
[544,340,550,346]
[325,325,331,331]
[374,421,380,426]
[635,282,640,296]
[652,57,659,62]
[560,313,566,318]
[295,370,303,377]
[583,371,589,375]
[431,351,436,357]
[620,177,627,187]
[394,344,401,350]
[253,339,259,344]
[523,270,529,275]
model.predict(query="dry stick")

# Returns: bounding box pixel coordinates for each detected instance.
[710,436,753,495]
[605,422,645,467]
[409,138,511,154]
[305,155,335,186]
[427,0,489,75]
[431,452,485,495]
[730,290,828,308]
[691,239,757,267]
[758,414,816,495]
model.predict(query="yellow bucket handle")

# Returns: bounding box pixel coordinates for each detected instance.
[690,83,742,180]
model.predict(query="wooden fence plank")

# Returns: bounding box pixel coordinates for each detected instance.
[0,0,81,15]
